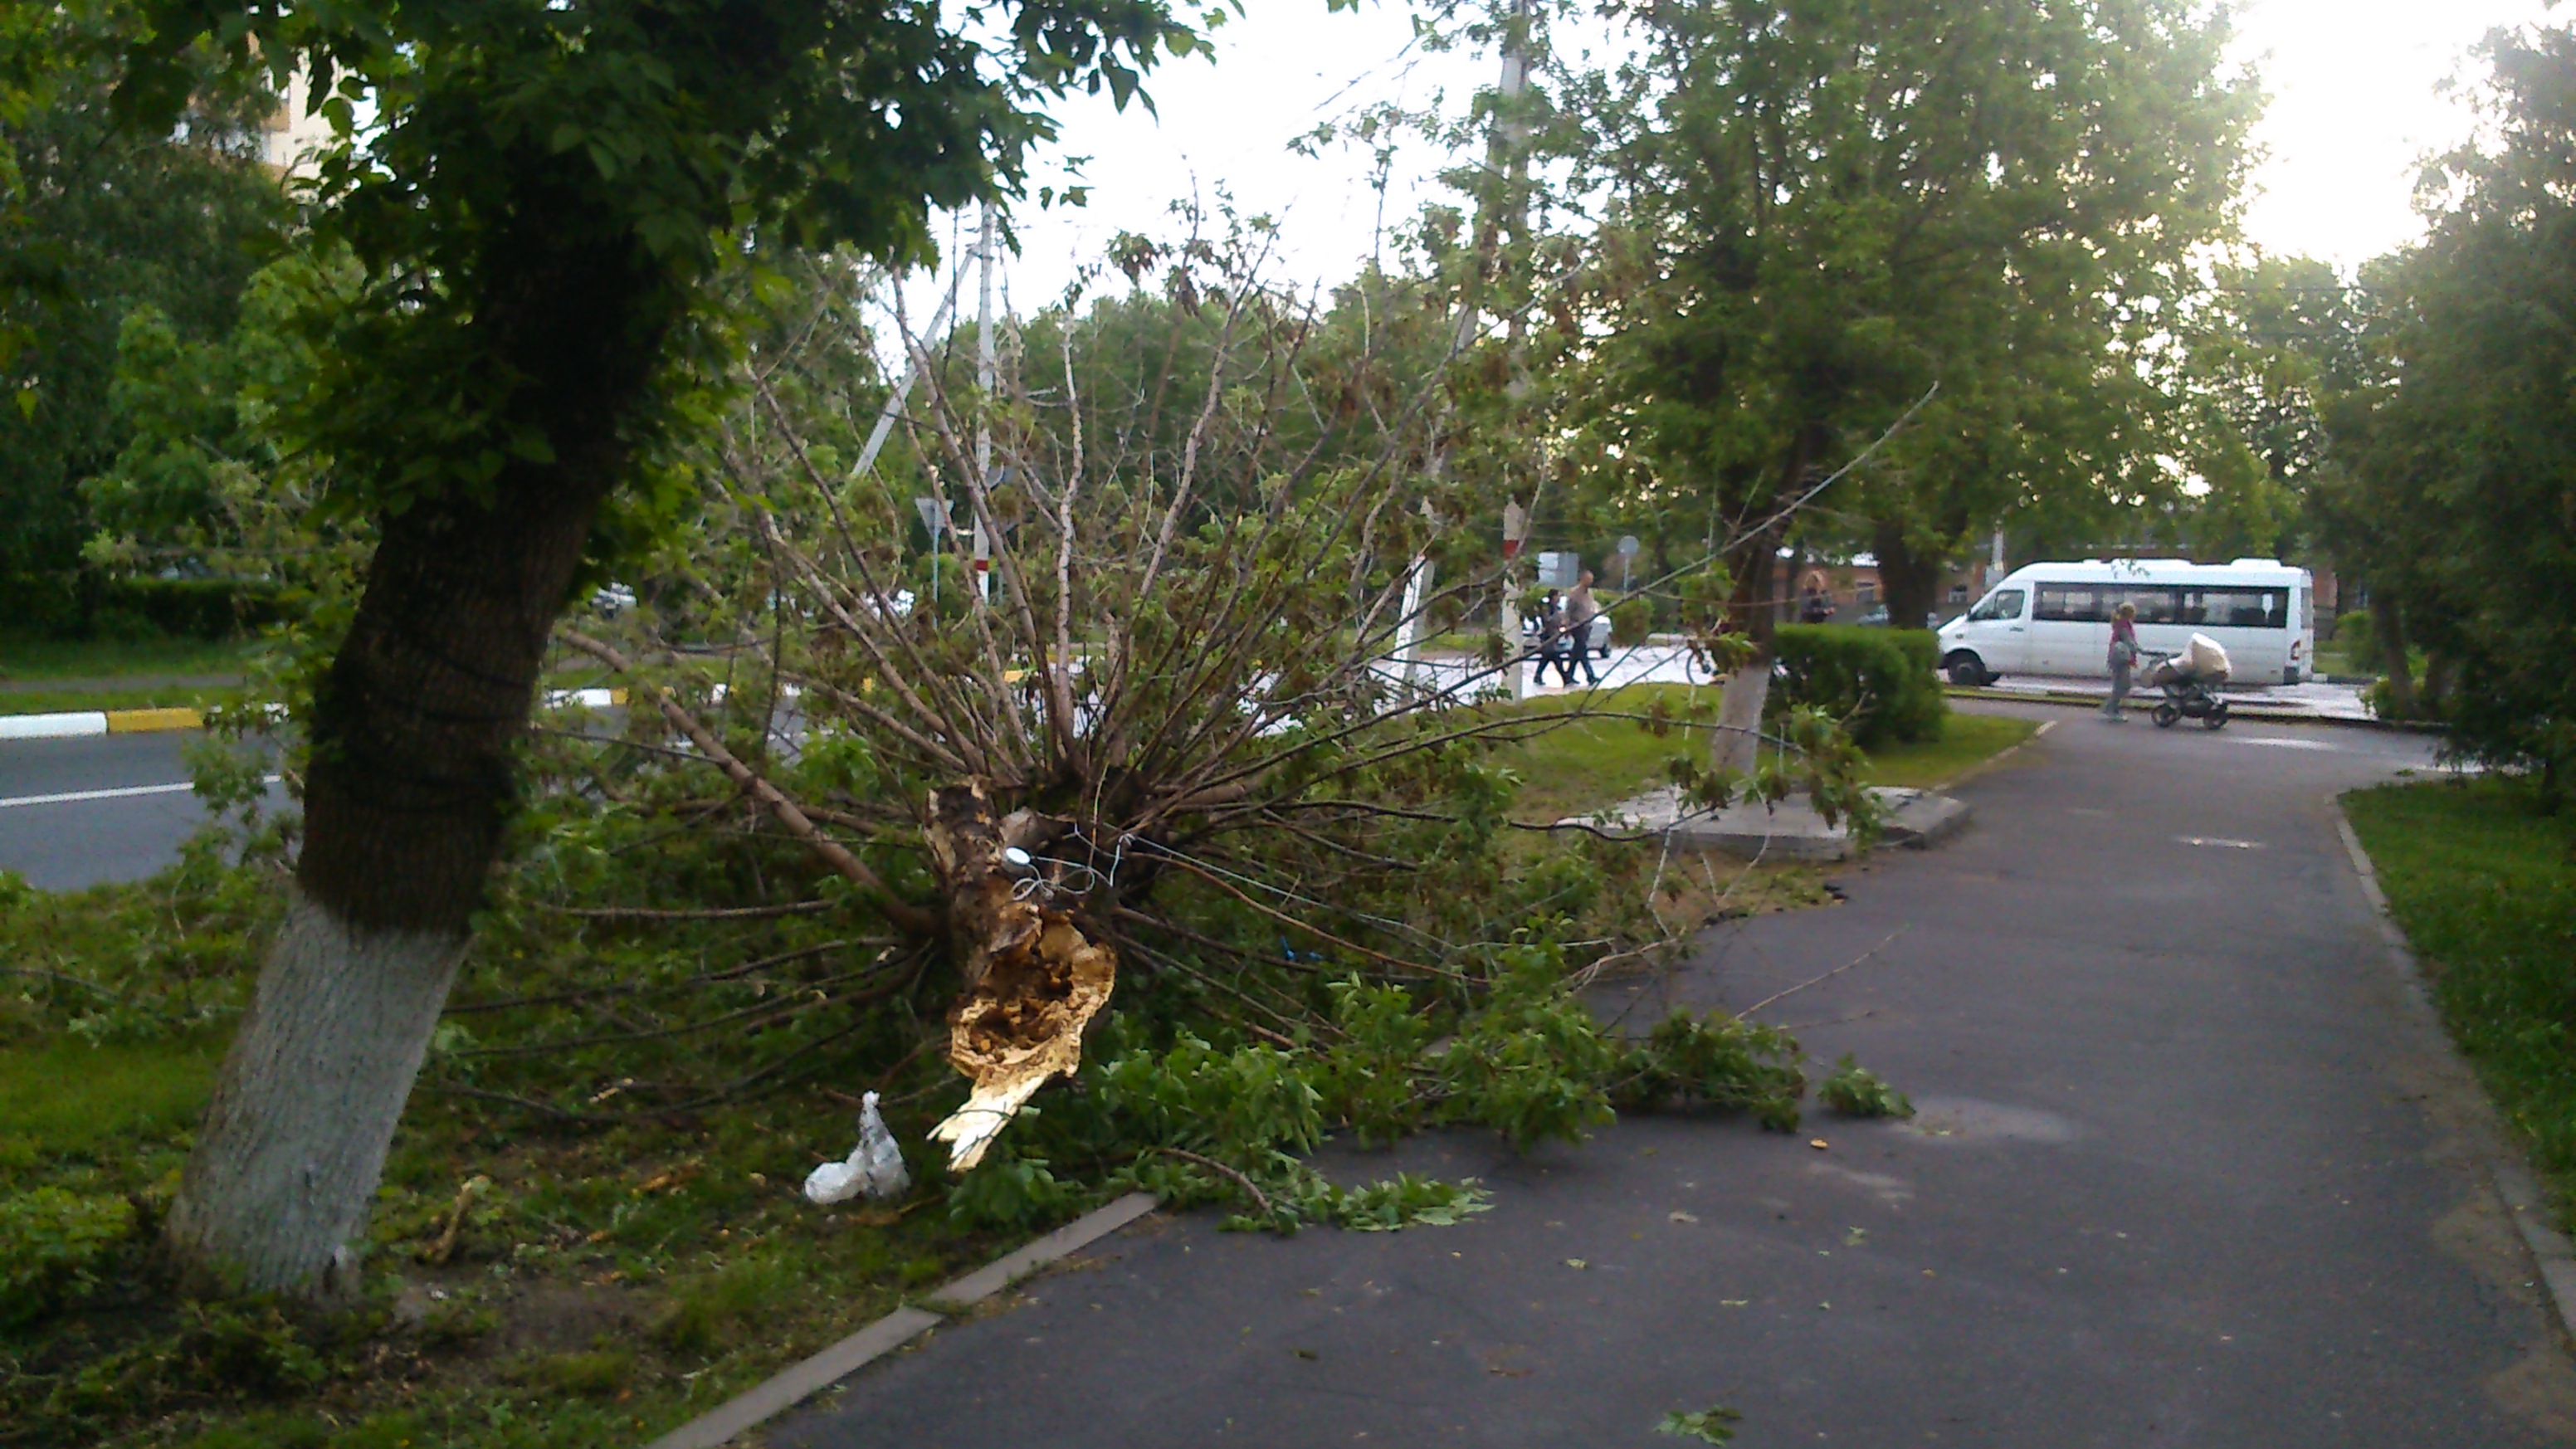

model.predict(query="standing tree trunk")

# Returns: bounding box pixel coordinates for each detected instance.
[163,227,666,1300]
[2369,592,2417,720]
[1871,520,1948,634]
[1710,436,1812,778]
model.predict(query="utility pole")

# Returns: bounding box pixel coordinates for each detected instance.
[973,202,997,607]
[1477,0,1536,698]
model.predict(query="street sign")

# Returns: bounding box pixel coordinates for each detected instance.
[1617,535,1641,557]
[1535,551,1578,588]
[912,496,946,537]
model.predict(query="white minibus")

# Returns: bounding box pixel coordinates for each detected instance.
[1935,559,2315,688]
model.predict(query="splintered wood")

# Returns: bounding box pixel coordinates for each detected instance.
[924,783,1117,1173]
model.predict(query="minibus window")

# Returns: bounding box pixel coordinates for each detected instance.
[2033,586,2102,622]
[1969,588,2024,622]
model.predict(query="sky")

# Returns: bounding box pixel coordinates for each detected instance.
[920,0,2568,318]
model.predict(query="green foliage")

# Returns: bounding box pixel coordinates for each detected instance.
[1656,1404,1743,1443]
[944,1147,1084,1234]
[1437,939,1618,1150]
[1770,625,1948,749]
[1568,0,2256,623]
[2346,781,2576,1229]
[2332,612,2376,669]
[0,1188,135,1327]
[1816,1055,1913,1119]
[2313,27,2576,793]
[1318,978,1434,1148]
[0,0,283,592]
[1613,1012,1808,1133]
[1608,591,1654,645]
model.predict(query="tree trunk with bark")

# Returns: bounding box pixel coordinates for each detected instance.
[1710,438,1809,778]
[2369,592,2417,720]
[164,229,666,1300]
[1871,521,1947,634]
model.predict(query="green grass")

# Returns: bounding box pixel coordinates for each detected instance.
[2344,780,2576,1228]
[1492,684,2034,822]
[0,1037,224,1171]
[1491,683,1718,825]
[1858,712,2037,789]
[0,637,257,683]
[0,684,235,716]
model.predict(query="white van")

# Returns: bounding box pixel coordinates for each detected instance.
[1937,559,2315,688]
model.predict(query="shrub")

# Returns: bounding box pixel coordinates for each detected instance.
[1609,592,1654,645]
[2334,611,2379,671]
[1769,625,1948,749]
[0,1188,136,1328]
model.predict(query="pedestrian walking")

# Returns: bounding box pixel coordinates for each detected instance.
[2103,602,2139,721]
[1531,589,1569,687]
[1563,570,1603,686]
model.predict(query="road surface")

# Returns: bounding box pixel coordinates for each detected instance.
[776,705,2576,1448]
[0,732,281,890]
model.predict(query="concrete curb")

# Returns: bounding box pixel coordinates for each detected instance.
[639,1192,1160,1449]
[0,706,210,739]
[2331,797,2576,1347]
[0,688,632,742]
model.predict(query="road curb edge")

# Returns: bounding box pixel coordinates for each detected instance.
[637,1192,1161,1449]
[2332,795,2576,1348]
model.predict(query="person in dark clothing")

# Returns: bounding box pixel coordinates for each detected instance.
[1563,570,1603,686]
[1532,589,1570,686]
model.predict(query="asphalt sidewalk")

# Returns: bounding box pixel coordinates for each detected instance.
[769,704,2572,1448]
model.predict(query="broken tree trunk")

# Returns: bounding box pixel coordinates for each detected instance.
[923,783,1117,1173]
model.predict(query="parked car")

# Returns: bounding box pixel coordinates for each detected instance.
[1850,604,1940,629]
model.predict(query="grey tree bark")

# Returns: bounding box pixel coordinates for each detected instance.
[163,892,467,1296]
[1710,661,1771,778]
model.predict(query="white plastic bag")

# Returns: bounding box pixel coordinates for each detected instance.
[803,1090,911,1205]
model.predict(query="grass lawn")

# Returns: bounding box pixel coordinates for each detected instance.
[1491,683,2036,822]
[0,683,240,716]
[0,875,1067,1449]
[1860,712,2038,789]
[0,637,259,683]
[2344,780,2576,1228]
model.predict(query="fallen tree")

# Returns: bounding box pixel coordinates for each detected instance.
[442,232,1896,1212]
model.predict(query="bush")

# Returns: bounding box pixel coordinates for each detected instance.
[0,573,290,641]
[1608,593,1653,645]
[2334,611,2378,671]
[94,578,292,640]
[1769,625,1948,749]
[0,1188,136,1328]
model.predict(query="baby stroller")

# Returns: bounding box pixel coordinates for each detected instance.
[2139,632,2232,730]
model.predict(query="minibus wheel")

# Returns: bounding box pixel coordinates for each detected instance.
[1944,654,1988,688]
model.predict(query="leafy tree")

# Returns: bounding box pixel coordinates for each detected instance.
[0,0,280,602]
[113,0,1210,1300]
[2322,22,2576,767]
[1567,0,2256,640]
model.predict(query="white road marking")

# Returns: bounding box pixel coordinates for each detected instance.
[2177,836,2266,850]
[0,774,281,809]
[2234,737,2339,751]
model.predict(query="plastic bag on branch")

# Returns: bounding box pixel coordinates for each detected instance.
[804,1090,912,1204]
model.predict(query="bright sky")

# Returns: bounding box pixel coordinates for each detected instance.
[924,0,2568,316]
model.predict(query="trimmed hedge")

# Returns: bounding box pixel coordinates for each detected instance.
[0,574,290,641]
[1769,624,1948,749]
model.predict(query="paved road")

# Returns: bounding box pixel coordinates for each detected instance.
[1404,642,2372,720]
[776,705,2576,1448]
[0,732,277,890]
